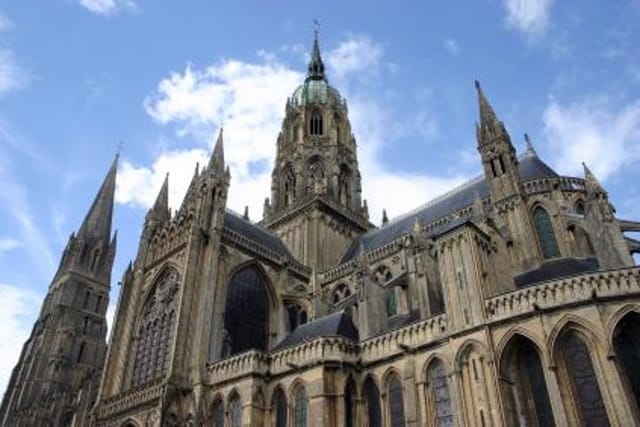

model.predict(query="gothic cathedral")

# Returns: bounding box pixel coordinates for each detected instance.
[3,33,640,427]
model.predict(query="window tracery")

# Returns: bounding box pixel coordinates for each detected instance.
[229,394,242,427]
[294,386,308,427]
[338,165,352,206]
[273,388,287,427]
[533,207,560,259]
[131,268,179,387]
[387,374,405,427]
[363,377,382,427]
[310,110,323,135]
[332,283,352,304]
[426,359,454,426]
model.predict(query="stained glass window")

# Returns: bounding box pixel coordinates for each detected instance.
[533,207,560,259]
[294,387,308,427]
[363,377,381,427]
[273,388,287,427]
[427,360,454,426]
[131,268,179,387]
[387,289,397,316]
[562,332,609,426]
[223,266,269,356]
[388,375,405,427]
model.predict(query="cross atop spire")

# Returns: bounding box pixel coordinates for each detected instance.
[77,154,118,240]
[306,25,326,82]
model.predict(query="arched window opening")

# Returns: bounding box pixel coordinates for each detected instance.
[130,268,179,387]
[307,156,325,194]
[212,399,224,427]
[499,336,554,427]
[332,283,352,305]
[426,359,454,426]
[286,303,307,332]
[363,377,382,427]
[572,226,595,257]
[372,265,393,286]
[272,388,287,427]
[294,386,308,427]
[575,200,585,215]
[90,248,100,272]
[533,207,560,259]
[559,331,609,426]
[310,110,323,135]
[223,266,270,356]
[613,312,640,417]
[386,289,397,317]
[387,374,405,427]
[77,341,85,363]
[344,377,356,427]
[229,394,242,427]
[338,165,352,207]
[283,166,296,208]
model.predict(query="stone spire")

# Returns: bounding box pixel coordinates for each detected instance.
[209,128,225,173]
[306,29,326,82]
[475,80,509,146]
[77,153,118,240]
[524,133,537,156]
[147,173,170,223]
[583,162,607,196]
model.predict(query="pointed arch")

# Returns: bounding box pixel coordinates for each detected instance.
[532,206,560,259]
[292,382,309,427]
[223,262,274,356]
[611,309,640,419]
[424,357,454,426]
[130,266,180,387]
[338,164,352,207]
[271,385,288,427]
[228,391,242,427]
[457,341,492,427]
[553,326,610,426]
[498,334,555,427]
[384,371,405,427]
[344,375,357,427]
[495,326,549,367]
[362,375,382,427]
[547,315,606,360]
[310,110,323,135]
[210,394,224,427]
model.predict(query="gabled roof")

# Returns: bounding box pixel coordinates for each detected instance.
[274,310,359,350]
[223,211,292,257]
[341,154,559,262]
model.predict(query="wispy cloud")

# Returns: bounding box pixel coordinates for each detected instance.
[0,283,41,394]
[543,96,640,180]
[0,237,20,252]
[503,0,554,39]
[118,35,468,227]
[444,38,461,55]
[78,0,137,16]
[0,12,28,96]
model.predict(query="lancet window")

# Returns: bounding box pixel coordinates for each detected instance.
[130,268,179,387]
[310,110,323,135]
[294,386,308,427]
[533,207,560,259]
[426,359,454,426]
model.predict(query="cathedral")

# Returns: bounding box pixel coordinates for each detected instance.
[2,33,640,427]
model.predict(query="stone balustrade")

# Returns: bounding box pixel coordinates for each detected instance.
[96,377,165,418]
[206,350,269,384]
[486,266,640,321]
[522,176,585,195]
[270,337,359,375]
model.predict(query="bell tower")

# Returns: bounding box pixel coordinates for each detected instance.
[263,32,370,270]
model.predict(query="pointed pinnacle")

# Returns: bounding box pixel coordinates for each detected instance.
[524,133,537,156]
[209,128,225,171]
[148,173,170,222]
[475,79,498,124]
[382,209,389,226]
[306,28,326,81]
[582,162,606,193]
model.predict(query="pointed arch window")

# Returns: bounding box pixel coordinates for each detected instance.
[338,165,352,206]
[559,332,609,426]
[212,399,224,427]
[294,386,308,427]
[363,377,382,427]
[533,207,560,259]
[344,377,356,427]
[229,394,242,427]
[386,289,397,317]
[426,359,454,426]
[613,312,640,418]
[332,283,352,305]
[223,265,270,356]
[273,388,287,427]
[310,110,323,135]
[283,165,296,207]
[387,374,405,427]
[130,268,179,387]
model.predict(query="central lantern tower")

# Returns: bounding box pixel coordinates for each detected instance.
[263,33,371,270]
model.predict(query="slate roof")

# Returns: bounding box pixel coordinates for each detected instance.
[341,153,559,262]
[274,310,359,350]
[514,257,600,288]
[223,211,292,257]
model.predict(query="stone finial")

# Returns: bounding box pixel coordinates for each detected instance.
[382,209,389,226]
[243,205,250,220]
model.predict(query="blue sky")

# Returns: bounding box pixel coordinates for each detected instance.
[0,0,639,392]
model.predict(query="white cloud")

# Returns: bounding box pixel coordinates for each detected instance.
[0,237,20,252]
[444,38,461,55]
[543,97,640,180]
[0,283,41,395]
[0,13,27,96]
[78,0,136,16]
[503,0,553,39]
[326,35,383,79]
[120,36,467,230]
